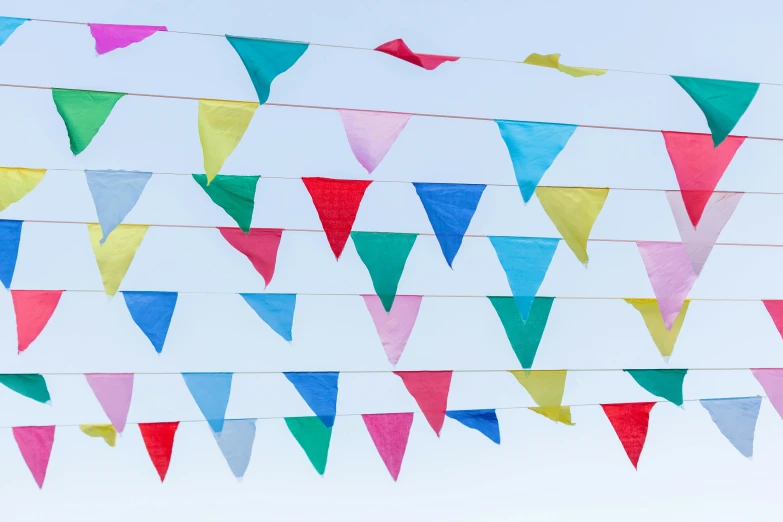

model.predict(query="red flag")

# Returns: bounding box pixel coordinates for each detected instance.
[375,39,459,70]
[763,301,783,340]
[218,228,283,287]
[393,371,453,436]
[11,290,64,353]
[139,422,179,482]
[601,402,655,469]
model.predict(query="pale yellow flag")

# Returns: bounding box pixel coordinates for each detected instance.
[198,99,259,184]
[626,298,690,359]
[536,186,610,264]
[510,370,568,407]
[0,168,46,211]
[530,406,574,425]
[80,424,117,447]
[88,223,148,296]
[522,53,607,78]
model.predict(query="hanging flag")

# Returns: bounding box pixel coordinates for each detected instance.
[352,232,417,312]
[198,99,259,183]
[362,412,414,481]
[0,219,22,289]
[671,76,759,147]
[12,290,63,353]
[701,396,761,458]
[488,296,554,370]
[522,53,607,78]
[80,424,117,447]
[302,177,372,259]
[285,416,332,475]
[0,374,50,404]
[240,293,296,342]
[363,294,422,366]
[283,372,339,427]
[339,109,411,174]
[374,39,459,70]
[624,369,687,406]
[413,182,486,267]
[88,223,148,296]
[625,299,690,360]
[602,402,655,469]
[394,371,452,436]
[445,409,500,444]
[139,422,179,482]
[0,167,46,211]
[182,372,233,433]
[89,23,167,54]
[225,36,309,105]
[763,301,783,340]
[509,370,572,425]
[122,291,178,354]
[219,228,283,286]
[12,425,55,489]
[0,17,28,46]
[213,418,256,479]
[51,88,125,155]
[84,373,134,433]
[636,241,697,330]
[85,170,152,243]
[192,174,258,232]
[750,369,783,420]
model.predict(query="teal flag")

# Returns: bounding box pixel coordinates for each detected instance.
[52,89,126,155]
[0,374,50,404]
[226,36,309,104]
[351,232,417,312]
[624,369,688,406]
[193,174,259,232]
[285,416,332,475]
[488,296,554,369]
[0,17,28,46]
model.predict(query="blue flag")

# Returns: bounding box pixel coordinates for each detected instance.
[122,291,178,353]
[182,372,233,433]
[495,120,577,202]
[0,17,28,46]
[489,236,559,320]
[413,183,486,267]
[283,372,339,428]
[446,409,500,444]
[700,396,761,458]
[240,293,296,342]
[0,220,22,289]
[85,170,152,243]
[213,418,257,479]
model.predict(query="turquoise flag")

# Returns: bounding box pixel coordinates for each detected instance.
[625,369,687,406]
[0,17,28,46]
[240,293,296,342]
[182,372,233,433]
[226,36,309,104]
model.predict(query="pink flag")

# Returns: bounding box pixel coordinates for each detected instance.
[11,290,63,353]
[89,23,167,55]
[363,295,422,366]
[393,371,452,436]
[338,110,411,174]
[362,412,414,481]
[85,373,134,433]
[637,242,698,330]
[374,39,459,70]
[218,228,283,287]
[13,425,55,488]
[752,369,783,420]
[763,301,783,340]
[666,191,742,275]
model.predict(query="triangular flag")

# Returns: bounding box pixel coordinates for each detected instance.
[0,17,28,46]
[198,99,259,183]
[362,412,414,481]
[535,186,609,264]
[661,131,745,227]
[12,290,63,353]
[509,370,570,424]
[394,371,452,436]
[88,223,148,296]
[80,424,117,446]
[601,402,655,469]
[240,293,296,342]
[89,23,167,54]
[701,396,761,458]
[671,76,759,147]
[0,374,50,403]
[339,110,411,173]
[219,228,283,286]
[51,89,125,155]
[445,409,500,444]
[0,168,46,211]
[0,220,22,289]
[624,369,687,406]
[182,372,233,433]
[529,405,574,425]
[193,174,258,232]
[374,39,459,70]
[495,120,577,202]
[225,36,309,104]
[12,425,55,489]
[139,422,179,482]
[763,301,783,340]
[413,182,486,267]
[122,291,178,354]
[488,296,554,370]
[85,170,152,243]
[352,232,417,312]
[283,372,339,428]
[285,416,332,475]
[489,236,560,321]
[362,294,422,366]
[750,369,783,420]
[84,373,134,433]
[636,241,697,330]
[522,53,607,78]
[302,177,372,259]
[625,299,690,359]
[213,418,256,479]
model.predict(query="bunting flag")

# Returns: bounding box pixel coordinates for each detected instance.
[225,36,309,105]
[352,232,417,312]
[12,425,55,489]
[89,23,167,54]
[700,396,761,458]
[85,170,152,243]
[122,291,178,354]
[601,402,655,469]
[0,219,22,288]
[285,416,332,475]
[240,293,296,342]
[51,89,125,155]
[489,236,560,321]
[362,294,422,366]
[750,369,783,420]
[661,131,745,227]
[625,299,690,360]
[218,228,282,286]
[362,412,414,481]
[763,301,783,340]
[198,99,259,183]
[302,177,372,259]
[495,120,577,202]
[0,167,46,211]
[624,369,687,406]
[85,373,134,433]
[0,374,50,404]
[488,296,554,370]
[522,53,607,78]
[213,418,256,479]
[182,372,233,433]
[192,174,259,232]
[12,290,63,353]
[283,372,339,427]
[339,110,411,173]
[374,39,459,70]
[413,182,486,267]
[0,17,28,46]
[509,370,572,425]
[88,223,148,296]
[80,424,117,447]
[535,187,609,264]
[394,371,452,436]
[445,409,500,444]
[636,241,697,330]
[139,422,179,482]
[671,76,759,147]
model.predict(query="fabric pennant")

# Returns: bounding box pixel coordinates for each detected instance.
[0,168,46,211]
[362,412,414,481]
[750,369,783,420]
[701,396,761,458]
[625,299,690,360]
[80,424,117,447]
[636,241,697,330]
[13,425,55,489]
[362,294,422,366]
[602,402,655,469]
[218,228,282,286]
[12,290,63,353]
[489,296,554,370]
[213,418,256,479]
[522,53,607,78]
[284,372,339,428]
[193,174,258,232]
[182,372,233,433]
[285,416,333,475]
[139,422,179,482]
[0,220,22,289]
[509,370,571,424]
[529,405,573,425]
[0,17,28,46]
[89,23,167,54]
[84,373,134,433]
[339,110,411,173]
[88,223,148,296]
[763,301,783,340]
[374,39,459,70]
[445,409,500,444]
[85,170,152,243]
[240,293,296,342]
[624,369,687,406]
[122,291,178,354]
[198,99,259,183]
[0,374,50,404]
[352,232,417,312]
[394,371,452,436]
[52,89,125,155]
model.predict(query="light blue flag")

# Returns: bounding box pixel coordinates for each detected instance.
[0,17,28,46]
[446,409,500,444]
[489,236,559,321]
[182,372,233,433]
[213,418,257,479]
[700,396,762,458]
[495,120,577,202]
[283,372,339,428]
[0,220,23,289]
[122,291,178,354]
[85,170,152,244]
[240,293,296,342]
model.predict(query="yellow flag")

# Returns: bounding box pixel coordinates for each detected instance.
[536,186,609,264]
[626,298,690,359]
[88,223,148,296]
[80,424,117,447]
[198,99,259,184]
[0,168,46,211]
[510,370,568,407]
[530,406,574,425]
[522,53,607,78]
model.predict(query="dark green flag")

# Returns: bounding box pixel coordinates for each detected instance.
[351,232,417,312]
[285,416,332,475]
[193,174,259,232]
[489,296,554,369]
[624,369,688,406]
[0,374,50,403]
[52,88,125,155]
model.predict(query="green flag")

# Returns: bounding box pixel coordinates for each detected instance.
[285,416,332,475]
[0,374,50,403]
[51,88,125,155]
[351,232,417,312]
[193,174,259,232]
[489,296,554,370]
[624,369,688,406]
[672,76,759,147]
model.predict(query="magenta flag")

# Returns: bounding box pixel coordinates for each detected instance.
[362,412,414,481]
[763,301,783,340]
[85,373,134,433]
[751,369,783,420]
[637,242,697,330]
[89,23,167,54]
[339,110,411,174]
[13,425,55,488]
[363,295,422,366]
[394,371,452,436]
